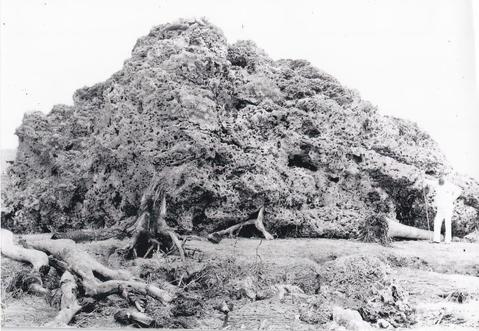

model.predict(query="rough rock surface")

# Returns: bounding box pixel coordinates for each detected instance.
[2,19,478,237]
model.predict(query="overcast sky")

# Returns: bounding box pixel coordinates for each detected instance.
[1,0,478,179]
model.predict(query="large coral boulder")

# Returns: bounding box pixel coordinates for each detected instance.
[2,19,478,237]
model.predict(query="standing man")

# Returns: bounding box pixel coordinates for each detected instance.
[420,176,462,243]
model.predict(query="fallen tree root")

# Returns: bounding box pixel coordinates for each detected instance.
[1,229,49,295]
[86,279,173,303]
[1,229,49,272]
[44,271,82,328]
[27,239,132,281]
[254,207,274,240]
[167,230,185,261]
[6,271,48,296]
[114,309,155,328]
[119,285,147,312]
[26,238,173,304]
[51,228,127,242]
[2,229,175,327]
[387,218,440,241]
[208,206,273,243]
[125,193,185,261]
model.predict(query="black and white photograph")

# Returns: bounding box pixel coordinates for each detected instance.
[1,0,478,329]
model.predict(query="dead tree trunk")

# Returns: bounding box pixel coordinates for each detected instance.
[25,238,173,303]
[114,309,155,327]
[43,271,82,328]
[1,229,49,295]
[387,218,439,241]
[1,229,49,272]
[2,230,173,327]
[0,231,177,326]
[207,206,273,243]
[124,177,185,261]
[51,228,127,242]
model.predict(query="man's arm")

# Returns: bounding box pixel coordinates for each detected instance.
[450,183,462,200]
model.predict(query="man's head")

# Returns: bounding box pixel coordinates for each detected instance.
[438,177,445,185]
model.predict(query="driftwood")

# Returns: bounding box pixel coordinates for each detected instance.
[119,284,147,312]
[50,217,436,244]
[1,229,175,326]
[114,309,155,327]
[26,238,173,303]
[6,270,48,296]
[1,229,49,272]
[27,239,132,281]
[1,229,49,295]
[208,206,273,243]
[51,228,127,242]
[387,219,440,241]
[44,271,82,328]
[125,181,185,261]
[207,214,436,243]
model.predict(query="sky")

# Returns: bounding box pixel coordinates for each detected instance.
[1,0,478,179]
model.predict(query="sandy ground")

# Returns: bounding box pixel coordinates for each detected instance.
[186,239,479,330]
[1,236,478,330]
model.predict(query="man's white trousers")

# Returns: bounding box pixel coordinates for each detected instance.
[433,206,453,243]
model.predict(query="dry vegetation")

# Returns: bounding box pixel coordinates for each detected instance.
[2,235,479,329]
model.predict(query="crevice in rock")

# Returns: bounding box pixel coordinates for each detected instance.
[347,153,363,163]
[112,192,122,208]
[328,175,340,183]
[288,154,318,171]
